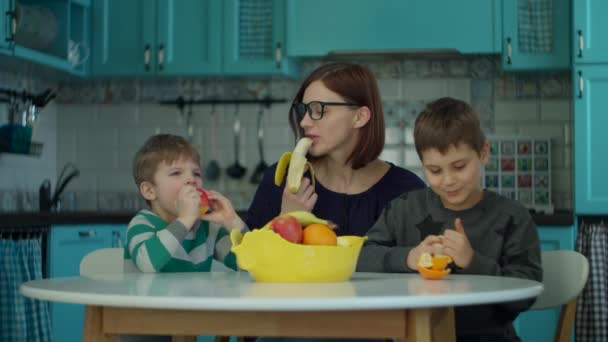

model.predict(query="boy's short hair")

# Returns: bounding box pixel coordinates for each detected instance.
[132,134,200,187]
[414,97,486,160]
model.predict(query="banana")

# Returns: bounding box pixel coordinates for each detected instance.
[274,137,315,193]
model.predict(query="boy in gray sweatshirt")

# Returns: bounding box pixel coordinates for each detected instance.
[357,97,542,342]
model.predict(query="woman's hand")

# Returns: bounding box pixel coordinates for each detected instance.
[201,190,245,231]
[280,177,318,214]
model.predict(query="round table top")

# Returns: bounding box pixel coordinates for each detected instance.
[20,272,543,311]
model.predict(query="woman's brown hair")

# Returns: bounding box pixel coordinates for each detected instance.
[414,97,486,160]
[289,63,385,169]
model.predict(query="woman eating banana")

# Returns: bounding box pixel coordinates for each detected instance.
[246,62,425,237]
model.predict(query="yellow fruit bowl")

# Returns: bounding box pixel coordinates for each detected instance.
[230,228,366,283]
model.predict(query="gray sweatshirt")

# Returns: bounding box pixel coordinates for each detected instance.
[357,188,542,340]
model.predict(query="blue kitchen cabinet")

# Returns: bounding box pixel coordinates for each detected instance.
[92,0,222,76]
[0,0,13,52]
[573,65,608,214]
[47,224,126,342]
[502,0,571,71]
[573,0,608,64]
[514,224,576,342]
[223,0,298,77]
[286,0,501,57]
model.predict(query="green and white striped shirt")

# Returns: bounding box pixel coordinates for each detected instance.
[124,209,237,272]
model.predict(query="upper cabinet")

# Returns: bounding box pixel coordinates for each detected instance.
[223,0,297,76]
[92,0,222,76]
[501,0,570,71]
[0,0,91,75]
[92,0,295,77]
[286,0,501,57]
[573,0,608,64]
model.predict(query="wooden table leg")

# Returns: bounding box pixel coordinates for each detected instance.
[83,306,118,342]
[401,307,455,342]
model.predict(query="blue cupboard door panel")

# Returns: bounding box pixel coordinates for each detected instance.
[286,0,499,57]
[514,225,575,342]
[223,0,298,77]
[0,0,13,51]
[156,0,222,75]
[48,225,113,342]
[573,0,608,64]
[574,65,608,214]
[91,0,155,75]
[502,0,571,70]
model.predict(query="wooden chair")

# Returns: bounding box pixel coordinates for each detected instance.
[80,248,238,342]
[531,250,589,342]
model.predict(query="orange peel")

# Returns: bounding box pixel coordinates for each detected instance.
[417,252,453,280]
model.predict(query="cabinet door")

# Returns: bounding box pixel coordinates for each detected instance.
[47,225,113,342]
[502,0,570,70]
[0,0,14,51]
[574,65,608,214]
[286,0,499,57]
[223,0,297,76]
[156,0,222,75]
[514,225,575,341]
[91,0,155,75]
[573,0,608,63]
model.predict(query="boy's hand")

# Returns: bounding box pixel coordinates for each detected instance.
[406,235,443,270]
[176,185,200,230]
[442,218,474,268]
[201,190,245,231]
[280,177,318,215]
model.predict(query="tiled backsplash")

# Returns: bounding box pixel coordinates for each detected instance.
[0,55,573,212]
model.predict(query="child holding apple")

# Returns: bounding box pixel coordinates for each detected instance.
[125,134,247,273]
[357,98,542,342]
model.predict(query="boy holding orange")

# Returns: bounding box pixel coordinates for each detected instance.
[125,134,246,273]
[358,98,542,342]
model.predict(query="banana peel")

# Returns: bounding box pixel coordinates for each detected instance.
[274,137,315,193]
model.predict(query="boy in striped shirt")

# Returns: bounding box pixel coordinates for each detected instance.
[125,134,246,273]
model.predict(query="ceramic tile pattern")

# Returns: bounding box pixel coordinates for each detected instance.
[0,55,573,211]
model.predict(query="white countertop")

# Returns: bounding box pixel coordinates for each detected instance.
[20,272,543,311]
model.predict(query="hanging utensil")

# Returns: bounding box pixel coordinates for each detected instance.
[204,105,221,181]
[250,106,268,184]
[226,105,247,179]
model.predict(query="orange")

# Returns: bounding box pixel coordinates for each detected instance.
[431,254,453,271]
[302,223,337,246]
[417,265,451,280]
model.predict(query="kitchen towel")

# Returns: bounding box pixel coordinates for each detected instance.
[518,0,553,52]
[575,219,608,342]
[0,238,51,342]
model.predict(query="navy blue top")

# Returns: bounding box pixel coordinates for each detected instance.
[246,162,426,236]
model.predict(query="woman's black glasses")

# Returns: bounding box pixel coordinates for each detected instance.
[292,101,361,120]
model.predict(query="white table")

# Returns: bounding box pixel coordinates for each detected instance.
[20,272,542,342]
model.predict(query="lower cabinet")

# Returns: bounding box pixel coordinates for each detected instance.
[513,225,576,342]
[47,224,126,342]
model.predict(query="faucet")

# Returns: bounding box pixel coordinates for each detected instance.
[39,163,80,211]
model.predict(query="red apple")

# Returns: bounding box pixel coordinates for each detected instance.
[196,188,210,216]
[271,215,303,243]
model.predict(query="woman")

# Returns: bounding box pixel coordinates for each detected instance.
[246,62,425,235]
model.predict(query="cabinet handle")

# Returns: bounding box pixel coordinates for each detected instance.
[5,11,16,42]
[158,44,164,71]
[506,38,512,65]
[78,230,96,238]
[577,30,584,58]
[578,71,584,99]
[144,44,151,71]
[275,42,282,69]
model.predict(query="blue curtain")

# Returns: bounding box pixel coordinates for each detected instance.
[0,238,51,342]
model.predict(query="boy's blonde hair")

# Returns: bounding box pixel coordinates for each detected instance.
[132,134,201,188]
[414,97,486,160]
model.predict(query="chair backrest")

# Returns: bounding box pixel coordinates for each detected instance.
[532,250,589,342]
[532,250,589,310]
[79,248,124,277]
